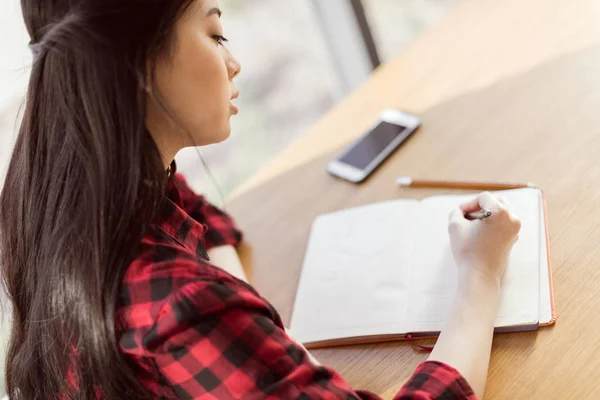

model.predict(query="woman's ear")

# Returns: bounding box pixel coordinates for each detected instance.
[139,76,152,94]
[138,62,153,93]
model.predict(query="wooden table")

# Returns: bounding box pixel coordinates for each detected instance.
[228,0,600,398]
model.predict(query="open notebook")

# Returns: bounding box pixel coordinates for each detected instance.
[290,188,555,348]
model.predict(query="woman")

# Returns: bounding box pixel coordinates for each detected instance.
[0,0,521,399]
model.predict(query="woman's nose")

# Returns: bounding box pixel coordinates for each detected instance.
[228,54,241,80]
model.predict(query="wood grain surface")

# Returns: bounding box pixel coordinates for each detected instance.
[228,0,600,398]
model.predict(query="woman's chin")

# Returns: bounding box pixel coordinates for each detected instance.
[208,125,232,145]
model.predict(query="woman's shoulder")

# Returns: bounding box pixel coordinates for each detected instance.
[127,223,222,277]
[116,223,249,331]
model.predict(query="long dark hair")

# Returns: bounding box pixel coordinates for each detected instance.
[0,1,193,398]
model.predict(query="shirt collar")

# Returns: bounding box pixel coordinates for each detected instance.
[155,178,209,260]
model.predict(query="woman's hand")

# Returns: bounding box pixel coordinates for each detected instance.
[448,192,522,285]
[429,192,522,398]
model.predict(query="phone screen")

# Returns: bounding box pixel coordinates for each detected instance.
[339,121,407,170]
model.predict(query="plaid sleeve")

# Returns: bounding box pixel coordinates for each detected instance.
[147,278,385,399]
[394,361,477,400]
[171,173,243,249]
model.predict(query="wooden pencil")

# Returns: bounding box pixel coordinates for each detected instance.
[396,177,536,191]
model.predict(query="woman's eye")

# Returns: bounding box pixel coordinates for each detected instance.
[212,35,229,45]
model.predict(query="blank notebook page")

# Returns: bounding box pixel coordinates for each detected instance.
[290,189,544,344]
[291,200,419,343]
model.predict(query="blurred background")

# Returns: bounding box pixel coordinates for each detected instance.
[0,1,461,393]
[0,0,461,201]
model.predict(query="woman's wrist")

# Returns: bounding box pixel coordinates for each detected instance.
[457,266,503,300]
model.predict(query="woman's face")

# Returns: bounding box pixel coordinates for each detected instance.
[146,0,241,164]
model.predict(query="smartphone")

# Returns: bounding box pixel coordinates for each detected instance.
[327,109,421,183]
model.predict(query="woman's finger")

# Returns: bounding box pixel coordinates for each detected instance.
[498,196,514,212]
[449,207,467,224]
[460,196,482,213]
[478,192,502,211]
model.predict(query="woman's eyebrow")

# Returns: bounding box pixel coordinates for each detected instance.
[206,7,222,18]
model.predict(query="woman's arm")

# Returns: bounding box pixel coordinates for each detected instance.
[206,245,323,365]
[146,277,473,400]
[429,193,521,398]
[429,270,502,398]
[207,245,248,282]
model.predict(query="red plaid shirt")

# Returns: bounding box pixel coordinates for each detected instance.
[116,174,476,399]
